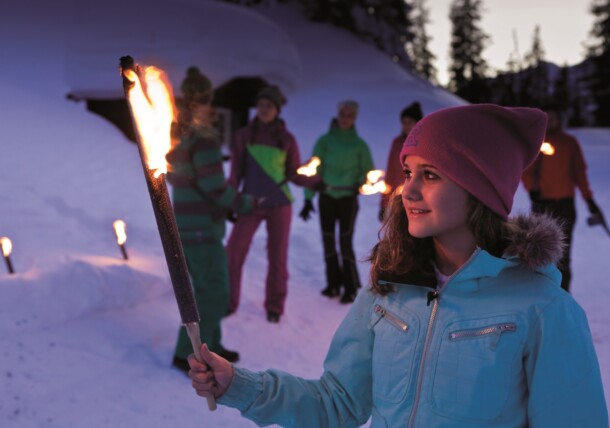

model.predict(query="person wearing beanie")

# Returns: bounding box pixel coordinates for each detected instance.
[225,84,323,323]
[522,108,603,292]
[299,100,374,303]
[186,104,607,427]
[166,66,257,371]
[256,84,286,111]
[379,101,424,221]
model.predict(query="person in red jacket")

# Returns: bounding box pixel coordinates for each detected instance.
[379,102,423,221]
[522,108,602,292]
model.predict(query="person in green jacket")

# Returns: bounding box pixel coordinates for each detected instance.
[166,67,256,372]
[299,100,374,303]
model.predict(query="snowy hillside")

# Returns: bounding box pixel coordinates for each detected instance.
[1,1,609,427]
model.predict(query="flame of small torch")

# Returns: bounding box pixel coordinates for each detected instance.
[540,142,555,156]
[0,237,12,257]
[113,220,127,245]
[360,170,388,195]
[296,157,321,177]
[124,67,175,177]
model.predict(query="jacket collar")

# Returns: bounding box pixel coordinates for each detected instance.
[377,213,564,291]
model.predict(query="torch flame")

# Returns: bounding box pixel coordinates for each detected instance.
[113,220,127,245]
[360,170,388,195]
[123,67,175,177]
[540,142,555,156]
[296,156,321,177]
[0,237,12,257]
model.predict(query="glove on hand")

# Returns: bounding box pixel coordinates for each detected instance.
[313,180,327,193]
[299,200,315,221]
[586,198,601,215]
[227,211,238,223]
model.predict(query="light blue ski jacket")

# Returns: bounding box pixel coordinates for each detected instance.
[218,215,608,427]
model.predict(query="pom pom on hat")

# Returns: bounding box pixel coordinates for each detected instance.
[257,85,287,110]
[399,104,547,220]
[181,66,213,105]
[400,102,423,121]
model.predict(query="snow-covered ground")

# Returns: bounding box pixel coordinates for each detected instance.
[1,1,609,427]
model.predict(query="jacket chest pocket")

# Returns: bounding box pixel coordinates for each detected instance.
[370,304,419,404]
[431,318,523,421]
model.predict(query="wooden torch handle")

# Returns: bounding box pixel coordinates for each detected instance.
[185,323,217,411]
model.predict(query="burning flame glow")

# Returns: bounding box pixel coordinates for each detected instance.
[296,157,321,177]
[123,67,175,177]
[360,170,387,195]
[113,220,127,245]
[540,142,555,156]
[0,237,12,257]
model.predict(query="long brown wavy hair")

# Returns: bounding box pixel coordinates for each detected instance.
[368,190,507,295]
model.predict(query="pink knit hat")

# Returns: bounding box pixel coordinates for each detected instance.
[399,104,547,220]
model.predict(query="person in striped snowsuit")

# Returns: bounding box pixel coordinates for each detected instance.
[167,67,256,370]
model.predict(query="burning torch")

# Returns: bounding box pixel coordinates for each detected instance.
[113,220,129,260]
[1,237,14,274]
[328,170,388,196]
[119,56,215,410]
[260,156,321,201]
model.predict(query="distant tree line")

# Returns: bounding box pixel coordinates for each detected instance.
[445,0,610,126]
[220,0,418,71]
[219,0,610,126]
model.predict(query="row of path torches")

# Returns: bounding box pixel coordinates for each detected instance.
[0,220,130,275]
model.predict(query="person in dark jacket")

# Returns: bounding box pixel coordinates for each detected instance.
[522,108,602,292]
[379,101,423,221]
[187,104,607,427]
[166,67,256,371]
[225,85,323,323]
[299,100,374,303]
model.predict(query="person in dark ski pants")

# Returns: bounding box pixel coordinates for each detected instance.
[522,108,602,292]
[299,100,374,304]
[187,104,607,427]
[225,85,323,323]
[166,67,256,371]
[379,101,423,222]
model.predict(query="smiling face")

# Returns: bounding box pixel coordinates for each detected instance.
[402,155,474,245]
[337,106,357,129]
[256,98,279,124]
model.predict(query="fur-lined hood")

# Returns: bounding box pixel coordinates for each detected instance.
[376,212,565,289]
[504,213,565,270]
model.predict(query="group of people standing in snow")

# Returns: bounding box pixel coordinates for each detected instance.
[165,65,608,426]
[166,67,384,369]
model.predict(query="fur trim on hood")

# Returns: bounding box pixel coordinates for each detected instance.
[504,213,566,270]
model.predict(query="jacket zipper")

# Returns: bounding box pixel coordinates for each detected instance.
[373,304,409,332]
[407,248,481,428]
[449,323,516,340]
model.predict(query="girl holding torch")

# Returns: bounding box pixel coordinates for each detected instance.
[167,67,257,370]
[187,105,607,426]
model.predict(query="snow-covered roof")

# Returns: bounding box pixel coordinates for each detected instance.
[62,0,302,98]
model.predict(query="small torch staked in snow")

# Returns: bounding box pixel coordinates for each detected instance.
[1,237,15,274]
[119,56,216,411]
[113,220,129,260]
[328,169,389,196]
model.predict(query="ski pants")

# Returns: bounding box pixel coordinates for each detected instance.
[226,204,291,315]
[532,197,576,292]
[318,193,361,293]
[174,240,229,359]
